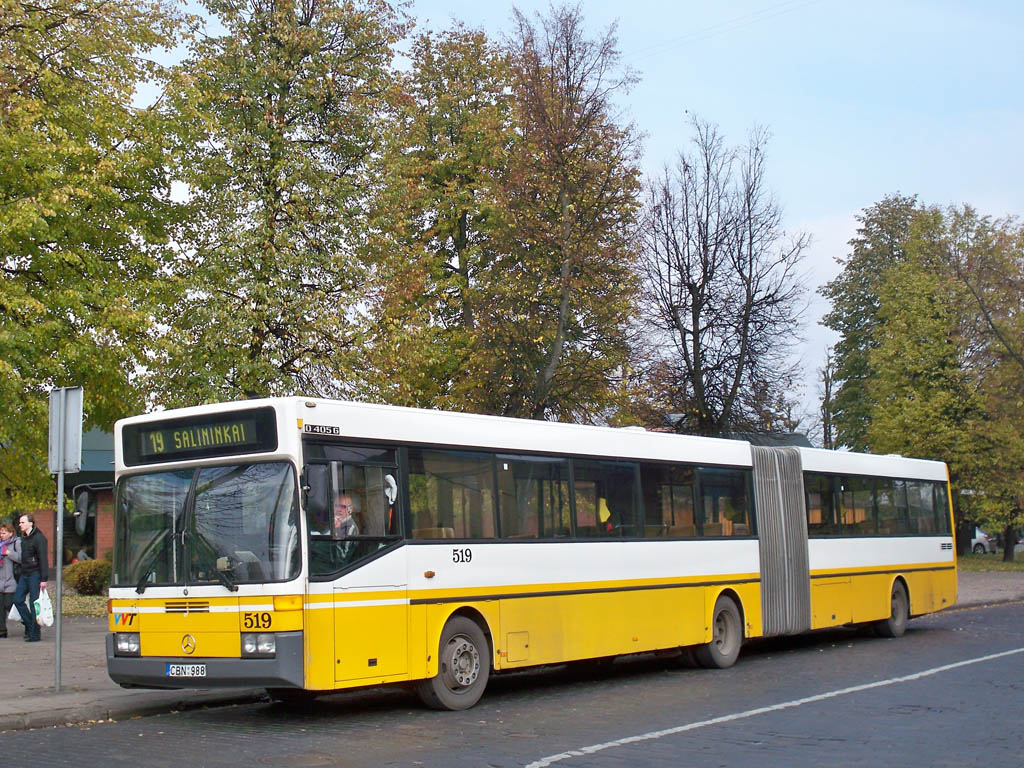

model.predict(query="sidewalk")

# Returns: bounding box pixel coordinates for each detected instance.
[2,570,1022,732]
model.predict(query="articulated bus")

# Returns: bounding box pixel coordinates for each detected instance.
[106,398,957,709]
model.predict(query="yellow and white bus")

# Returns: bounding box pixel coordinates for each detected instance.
[106,397,957,709]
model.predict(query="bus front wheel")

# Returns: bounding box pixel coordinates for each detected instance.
[416,616,490,710]
[695,595,742,669]
[874,581,909,638]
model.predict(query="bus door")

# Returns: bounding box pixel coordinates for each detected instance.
[304,445,407,682]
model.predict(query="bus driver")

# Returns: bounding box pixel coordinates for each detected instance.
[333,494,359,538]
[332,494,359,562]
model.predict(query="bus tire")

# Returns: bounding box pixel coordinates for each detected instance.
[695,595,743,669]
[874,581,909,638]
[416,616,490,711]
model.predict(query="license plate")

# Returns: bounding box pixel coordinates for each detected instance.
[166,663,207,677]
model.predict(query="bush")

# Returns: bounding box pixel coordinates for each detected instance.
[63,560,112,596]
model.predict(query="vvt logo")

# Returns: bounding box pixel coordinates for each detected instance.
[113,613,137,627]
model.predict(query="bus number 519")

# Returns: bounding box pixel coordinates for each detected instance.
[452,548,472,564]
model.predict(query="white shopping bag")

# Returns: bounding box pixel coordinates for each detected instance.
[34,590,54,627]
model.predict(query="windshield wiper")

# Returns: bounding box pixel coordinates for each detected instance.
[135,566,155,595]
[134,540,167,594]
[210,565,238,592]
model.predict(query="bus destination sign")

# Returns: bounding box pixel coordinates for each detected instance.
[122,407,278,466]
[140,419,257,458]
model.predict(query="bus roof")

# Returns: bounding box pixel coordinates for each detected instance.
[117,397,753,468]
[796,446,948,482]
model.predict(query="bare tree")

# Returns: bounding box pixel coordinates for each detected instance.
[637,118,807,436]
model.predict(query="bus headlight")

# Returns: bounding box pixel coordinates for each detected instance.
[241,633,276,658]
[115,633,141,656]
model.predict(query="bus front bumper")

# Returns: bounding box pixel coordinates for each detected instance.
[106,631,304,689]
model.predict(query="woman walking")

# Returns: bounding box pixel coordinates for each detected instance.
[0,523,22,638]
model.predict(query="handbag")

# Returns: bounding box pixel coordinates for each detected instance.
[34,590,54,627]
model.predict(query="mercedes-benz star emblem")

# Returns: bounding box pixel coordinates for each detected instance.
[182,634,196,654]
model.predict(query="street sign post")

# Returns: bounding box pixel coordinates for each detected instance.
[48,386,83,693]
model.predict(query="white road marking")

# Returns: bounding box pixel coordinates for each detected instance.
[525,646,1024,768]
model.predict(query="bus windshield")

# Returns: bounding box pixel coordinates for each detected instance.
[113,462,300,588]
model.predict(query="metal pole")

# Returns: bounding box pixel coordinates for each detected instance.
[55,388,65,693]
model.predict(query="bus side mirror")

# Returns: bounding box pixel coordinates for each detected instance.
[74,488,96,518]
[72,484,106,538]
[304,464,330,519]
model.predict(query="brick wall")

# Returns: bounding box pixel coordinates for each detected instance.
[95,489,115,561]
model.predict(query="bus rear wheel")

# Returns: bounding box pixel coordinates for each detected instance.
[695,595,742,669]
[416,616,490,711]
[874,581,909,638]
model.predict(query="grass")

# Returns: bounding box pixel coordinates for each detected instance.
[957,552,1024,572]
[37,585,108,618]
[60,593,108,617]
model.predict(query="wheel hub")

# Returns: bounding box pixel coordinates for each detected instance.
[444,636,480,688]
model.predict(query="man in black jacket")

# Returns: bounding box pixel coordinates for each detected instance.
[14,514,48,642]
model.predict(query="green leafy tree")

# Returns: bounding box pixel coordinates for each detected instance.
[0,0,184,513]
[864,252,982,486]
[825,200,1024,557]
[820,194,919,450]
[860,225,988,554]
[154,0,404,406]
[942,209,1024,559]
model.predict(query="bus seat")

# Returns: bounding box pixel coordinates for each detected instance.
[732,523,749,536]
[645,525,667,537]
[668,524,696,538]
[412,527,456,539]
[702,523,723,537]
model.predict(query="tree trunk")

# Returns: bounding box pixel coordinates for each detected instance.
[1002,523,1016,563]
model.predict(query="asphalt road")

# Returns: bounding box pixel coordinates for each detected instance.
[12,602,1024,768]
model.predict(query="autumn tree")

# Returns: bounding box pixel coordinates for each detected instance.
[361,24,515,408]
[634,118,807,436]
[154,0,404,407]
[469,3,643,420]
[0,0,184,513]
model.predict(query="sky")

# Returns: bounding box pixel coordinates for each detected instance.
[405,0,1024,423]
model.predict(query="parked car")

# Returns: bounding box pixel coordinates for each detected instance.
[971,527,997,554]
